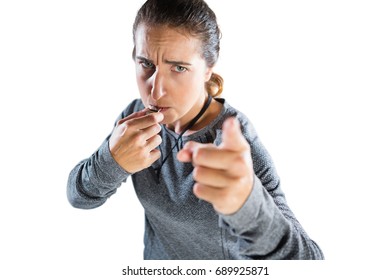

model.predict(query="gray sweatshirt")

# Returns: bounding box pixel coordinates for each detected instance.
[67,98,324,260]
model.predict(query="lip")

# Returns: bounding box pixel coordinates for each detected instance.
[158,107,169,112]
[148,105,169,112]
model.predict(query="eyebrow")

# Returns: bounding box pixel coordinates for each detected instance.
[136,56,192,66]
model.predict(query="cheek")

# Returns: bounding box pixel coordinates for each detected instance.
[174,75,205,108]
[136,71,151,93]
[135,76,151,109]
[179,71,204,91]
[185,72,207,94]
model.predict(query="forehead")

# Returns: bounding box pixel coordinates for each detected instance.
[134,24,202,58]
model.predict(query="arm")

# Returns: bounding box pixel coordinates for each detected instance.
[67,99,163,209]
[67,139,131,209]
[219,118,324,259]
[178,116,324,259]
[219,172,324,259]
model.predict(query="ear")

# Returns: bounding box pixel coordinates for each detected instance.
[204,67,213,82]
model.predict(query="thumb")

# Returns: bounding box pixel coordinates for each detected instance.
[220,117,248,151]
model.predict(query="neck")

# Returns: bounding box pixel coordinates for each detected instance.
[168,96,222,136]
[167,95,213,135]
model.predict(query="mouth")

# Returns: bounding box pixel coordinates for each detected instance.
[148,104,160,113]
[148,104,168,113]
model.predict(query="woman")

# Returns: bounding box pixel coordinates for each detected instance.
[67,0,324,260]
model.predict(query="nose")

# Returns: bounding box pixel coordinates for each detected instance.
[150,69,166,101]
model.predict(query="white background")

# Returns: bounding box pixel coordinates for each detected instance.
[1,0,389,279]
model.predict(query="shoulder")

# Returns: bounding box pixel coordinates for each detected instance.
[197,98,258,146]
[216,98,258,140]
[219,100,279,189]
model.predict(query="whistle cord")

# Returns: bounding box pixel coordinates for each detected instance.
[155,94,213,178]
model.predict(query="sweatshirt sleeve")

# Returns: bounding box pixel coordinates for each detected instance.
[67,100,141,209]
[219,116,324,260]
[67,139,131,209]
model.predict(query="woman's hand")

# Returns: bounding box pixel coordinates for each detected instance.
[109,110,164,173]
[177,117,254,215]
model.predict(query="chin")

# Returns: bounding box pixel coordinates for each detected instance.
[160,112,183,127]
[159,114,175,125]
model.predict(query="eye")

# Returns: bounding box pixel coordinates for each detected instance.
[140,60,155,69]
[173,65,187,73]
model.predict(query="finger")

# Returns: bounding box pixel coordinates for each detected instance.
[148,148,161,163]
[176,141,202,162]
[176,149,192,162]
[193,183,230,211]
[181,140,205,151]
[193,166,240,187]
[220,117,249,152]
[178,141,216,162]
[194,182,250,215]
[141,123,162,141]
[117,109,148,125]
[192,146,243,170]
[121,111,164,130]
[145,134,162,152]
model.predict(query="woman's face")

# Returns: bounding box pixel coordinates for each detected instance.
[134,24,212,132]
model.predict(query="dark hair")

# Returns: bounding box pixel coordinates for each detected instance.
[133,0,224,97]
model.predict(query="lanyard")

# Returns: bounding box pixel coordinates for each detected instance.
[154,94,213,180]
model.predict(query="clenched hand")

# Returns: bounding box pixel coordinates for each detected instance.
[109,109,164,173]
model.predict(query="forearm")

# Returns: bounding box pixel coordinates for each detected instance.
[67,140,130,209]
[219,177,324,260]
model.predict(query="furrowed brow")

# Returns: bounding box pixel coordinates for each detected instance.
[136,56,153,63]
[164,59,192,66]
[136,56,192,66]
